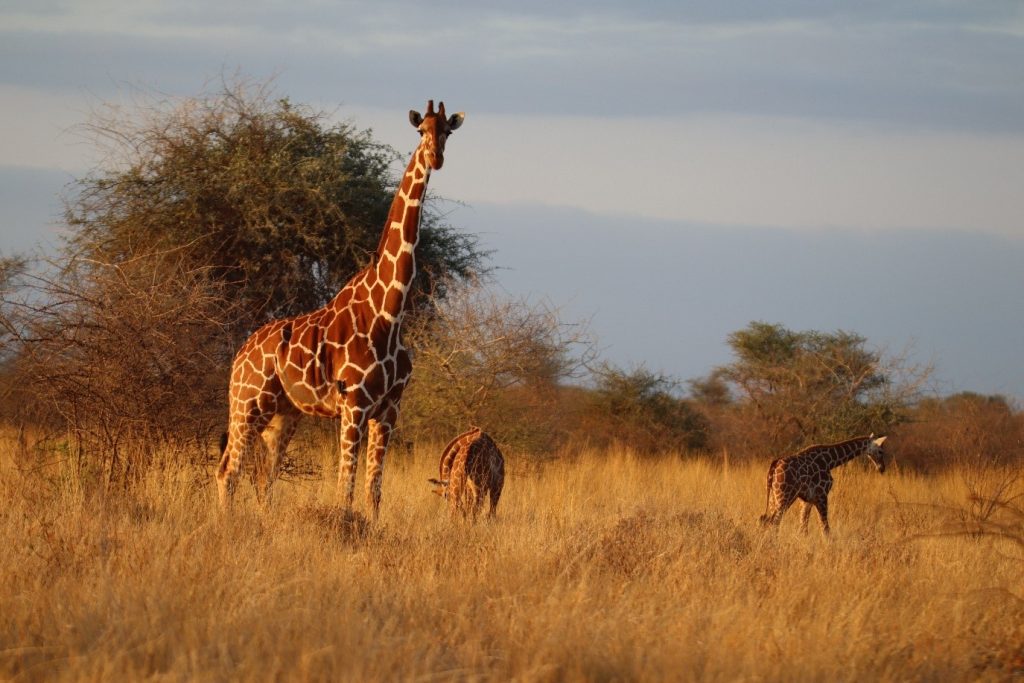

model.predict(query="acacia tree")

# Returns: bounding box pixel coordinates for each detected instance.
[581,364,710,454]
[709,321,930,456]
[1,248,240,485]
[897,393,1023,470]
[401,281,597,453]
[1,80,487,485]
[67,80,485,334]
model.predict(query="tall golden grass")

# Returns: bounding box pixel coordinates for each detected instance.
[1,436,1021,681]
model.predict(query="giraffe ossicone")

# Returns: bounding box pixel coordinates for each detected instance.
[216,101,464,516]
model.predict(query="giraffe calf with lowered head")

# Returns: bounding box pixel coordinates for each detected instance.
[759,435,888,535]
[428,427,505,521]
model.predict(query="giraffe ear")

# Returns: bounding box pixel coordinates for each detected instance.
[409,110,423,128]
[873,436,887,446]
[447,112,465,131]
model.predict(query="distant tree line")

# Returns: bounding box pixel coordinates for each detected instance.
[1,80,1018,490]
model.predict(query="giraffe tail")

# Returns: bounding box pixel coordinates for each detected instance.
[219,431,229,456]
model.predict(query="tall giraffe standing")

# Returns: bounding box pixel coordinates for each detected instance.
[216,100,464,516]
[759,435,887,535]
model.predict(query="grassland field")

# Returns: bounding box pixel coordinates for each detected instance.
[1,432,1022,681]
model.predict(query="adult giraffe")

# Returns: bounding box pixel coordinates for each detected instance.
[216,100,464,516]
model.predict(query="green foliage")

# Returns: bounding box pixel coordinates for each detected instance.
[402,282,596,454]
[687,369,732,406]
[714,321,926,453]
[584,363,710,454]
[65,81,485,333]
[0,80,489,483]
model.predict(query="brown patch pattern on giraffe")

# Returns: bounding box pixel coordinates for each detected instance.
[216,101,465,516]
[428,427,505,521]
[759,435,887,535]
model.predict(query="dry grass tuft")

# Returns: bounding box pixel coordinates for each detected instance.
[2,440,1022,681]
[297,503,371,543]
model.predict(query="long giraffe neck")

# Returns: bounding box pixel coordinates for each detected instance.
[372,144,431,320]
[824,437,872,470]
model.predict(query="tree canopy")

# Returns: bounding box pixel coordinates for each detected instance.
[66,82,486,332]
[585,363,710,454]
[0,82,490,485]
[707,321,929,453]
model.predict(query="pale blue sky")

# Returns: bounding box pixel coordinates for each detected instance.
[1,1,1023,398]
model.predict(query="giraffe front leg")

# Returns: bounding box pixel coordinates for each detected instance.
[365,401,401,520]
[814,497,831,536]
[364,418,390,520]
[337,407,368,510]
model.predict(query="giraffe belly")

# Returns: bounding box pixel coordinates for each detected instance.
[274,335,346,417]
[280,381,341,417]
[282,344,410,418]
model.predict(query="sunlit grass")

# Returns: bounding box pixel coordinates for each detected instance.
[1,437,1021,681]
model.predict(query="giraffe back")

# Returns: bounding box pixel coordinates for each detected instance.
[429,427,505,520]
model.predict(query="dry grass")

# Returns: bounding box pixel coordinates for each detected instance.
[1,439,1021,682]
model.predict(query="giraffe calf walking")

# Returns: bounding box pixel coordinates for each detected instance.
[428,427,505,521]
[759,435,887,535]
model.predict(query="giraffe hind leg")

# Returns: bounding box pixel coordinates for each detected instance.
[760,459,784,526]
[469,481,484,523]
[487,482,502,519]
[488,454,505,519]
[259,411,301,505]
[798,500,813,534]
[762,491,798,529]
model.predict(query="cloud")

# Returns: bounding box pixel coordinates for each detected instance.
[0,165,72,254]
[417,111,1024,238]
[1,1,1023,130]
[458,201,1024,399]
[4,78,1023,240]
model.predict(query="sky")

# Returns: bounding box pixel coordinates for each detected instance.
[1,1,1023,399]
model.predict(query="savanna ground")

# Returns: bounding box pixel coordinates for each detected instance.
[1,431,1022,682]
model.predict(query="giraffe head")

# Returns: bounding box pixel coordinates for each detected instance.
[866,435,888,473]
[427,478,450,499]
[409,100,464,170]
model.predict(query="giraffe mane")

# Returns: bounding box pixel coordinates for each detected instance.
[792,435,875,456]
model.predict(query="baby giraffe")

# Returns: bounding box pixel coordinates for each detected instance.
[759,434,887,535]
[428,427,505,521]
